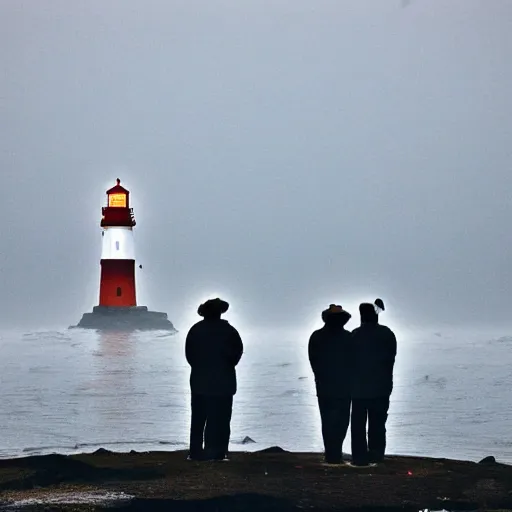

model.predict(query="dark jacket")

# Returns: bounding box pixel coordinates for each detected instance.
[185,319,243,396]
[350,324,397,399]
[308,325,352,398]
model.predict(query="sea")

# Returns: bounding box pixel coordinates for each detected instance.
[0,325,511,463]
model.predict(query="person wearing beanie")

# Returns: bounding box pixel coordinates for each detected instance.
[350,299,397,467]
[308,304,353,464]
[185,298,243,461]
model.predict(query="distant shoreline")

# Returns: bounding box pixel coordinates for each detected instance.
[1,448,511,510]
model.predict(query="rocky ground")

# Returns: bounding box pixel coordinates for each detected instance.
[0,448,511,511]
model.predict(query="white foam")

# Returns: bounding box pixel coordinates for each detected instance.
[0,491,133,509]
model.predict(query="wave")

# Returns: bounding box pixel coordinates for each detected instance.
[22,331,72,342]
[5,437,261,459]
[12,440,185,456]
[280,389,302,397]
[494,336,512,343]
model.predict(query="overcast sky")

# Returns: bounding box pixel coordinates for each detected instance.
[1,0,511,331]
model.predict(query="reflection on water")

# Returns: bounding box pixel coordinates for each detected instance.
[90,332,138,427]
[0,327,511,462]
[97,331,137,358]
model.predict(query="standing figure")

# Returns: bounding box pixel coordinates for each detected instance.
[308,304,353,464]
[350,300,397,466]
[185,298,243,461]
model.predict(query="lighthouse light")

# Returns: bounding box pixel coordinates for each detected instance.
[108,193,127,208]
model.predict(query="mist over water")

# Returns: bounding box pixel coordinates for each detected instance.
[1,326,511,463]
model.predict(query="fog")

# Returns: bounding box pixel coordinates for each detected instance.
[1,0,511,331]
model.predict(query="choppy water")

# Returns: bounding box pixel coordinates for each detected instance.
[0,326,511,463]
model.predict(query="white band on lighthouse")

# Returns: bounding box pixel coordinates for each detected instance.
[101,226,136,260]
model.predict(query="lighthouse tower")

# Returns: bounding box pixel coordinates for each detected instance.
[73,179,175,331]
[99,179,137,308]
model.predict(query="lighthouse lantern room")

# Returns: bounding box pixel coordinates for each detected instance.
[99,179,137,308]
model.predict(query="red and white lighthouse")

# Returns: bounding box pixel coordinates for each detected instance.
[99,179,137,308]
[74,179,175,331]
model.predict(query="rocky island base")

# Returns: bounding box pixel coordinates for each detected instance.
[72,306,176,331]
[1,449,511,511]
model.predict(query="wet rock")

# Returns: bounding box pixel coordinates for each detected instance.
[93,448,112,455]
[479,456,496,464]
[242,437,256,445]
[0,453,164,492]
[0,455,101,491]
[257,446,288,454]
[2,451,512,510]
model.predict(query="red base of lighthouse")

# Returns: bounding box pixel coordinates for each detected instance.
[99,259,136,307]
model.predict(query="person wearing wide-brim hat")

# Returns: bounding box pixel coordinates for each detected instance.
[321,304,352,323]
[308,303,353,465]
[185,298,243,461]
[350,299,397,467]
[197,298,229,318]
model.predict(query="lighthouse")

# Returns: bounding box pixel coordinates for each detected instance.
[99,179,137,308]
[74,179,175,331]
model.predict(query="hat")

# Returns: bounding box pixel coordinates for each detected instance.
[374,298,385,312]
[197,298,229,317]
[359,302,377,316]
[359,299,385,315]
[359,299,385,323]
[321,304,351,323]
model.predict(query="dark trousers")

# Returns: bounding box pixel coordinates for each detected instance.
[351,397,390,465]
[317,396,351,463]
[189,393,233,460]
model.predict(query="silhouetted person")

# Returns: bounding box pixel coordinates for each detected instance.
[308,304,353,464]
[350,300,397,466]
[185,298,243,461]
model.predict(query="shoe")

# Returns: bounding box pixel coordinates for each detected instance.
[368,452,383,463]
[348,458,366,466]
[187,451,205,461]
[205,452,229,462]
[346,461,376,468]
